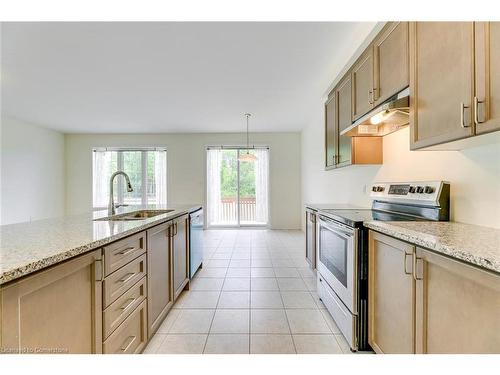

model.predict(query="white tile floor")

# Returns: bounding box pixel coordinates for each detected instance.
[143,229,352,354]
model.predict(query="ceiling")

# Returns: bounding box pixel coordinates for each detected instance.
[1,22,376,133]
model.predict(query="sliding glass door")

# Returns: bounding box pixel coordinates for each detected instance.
[207,148,269,227]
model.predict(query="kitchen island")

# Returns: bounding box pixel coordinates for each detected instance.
[0,204,201,354]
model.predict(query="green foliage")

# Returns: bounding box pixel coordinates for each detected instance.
[220,150,255,198]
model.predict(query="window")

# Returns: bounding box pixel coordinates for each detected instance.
[92,148,167,209]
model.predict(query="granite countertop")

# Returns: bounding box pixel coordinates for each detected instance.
[0,204,202,285]
[364,221,500,274]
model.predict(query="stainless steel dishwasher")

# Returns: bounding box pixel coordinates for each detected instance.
[189,208,204,278]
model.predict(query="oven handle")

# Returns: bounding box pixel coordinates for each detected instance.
[318,215,355,237]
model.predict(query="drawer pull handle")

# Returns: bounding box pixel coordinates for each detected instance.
[120,335,136,352]
[118,247,136,255]
[118,272,136,283]
[403,251,413,275]
[119,297,136,310]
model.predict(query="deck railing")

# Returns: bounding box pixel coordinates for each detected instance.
[220,197,256,223]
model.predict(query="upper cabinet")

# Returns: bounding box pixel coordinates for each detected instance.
[373,22,409,105]
[410,22,475,149]
[474,22,500,135]
[325,71,383,170]
[352,47,374,120]
[410,22,500,149]
[325,94,337,168]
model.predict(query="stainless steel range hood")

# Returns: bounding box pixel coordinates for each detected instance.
[341,87,409,137]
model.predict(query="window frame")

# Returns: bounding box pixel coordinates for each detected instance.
[92,146,167,210]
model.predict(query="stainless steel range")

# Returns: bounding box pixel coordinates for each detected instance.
[316,181,450,352]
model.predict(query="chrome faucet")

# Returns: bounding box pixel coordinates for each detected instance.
[108,171,134,216]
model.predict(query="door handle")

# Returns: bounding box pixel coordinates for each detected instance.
[403,251,413,275]
[474,96,486,125]
[120,335,136,352]
[368,89,374,105]
[460,102,470,128]
[118,272,135,283]
[412,252,423,281]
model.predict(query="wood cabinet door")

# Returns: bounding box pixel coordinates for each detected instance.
[147,222,173,337]
[410,22,474,149]
[368,231,415,354]
[172,215,189,299]
[352,47,374,120]
[373,22,409,104]
[336,73,353,167]
[305,211,316,268]
[414,247,500,354]
[0,250,103,354]
[325,95,337,168]
[474,22,500,134]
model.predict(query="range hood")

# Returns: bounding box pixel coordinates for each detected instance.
[341,87,409,137]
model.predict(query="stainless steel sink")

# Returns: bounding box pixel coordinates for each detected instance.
[95,209,174,221]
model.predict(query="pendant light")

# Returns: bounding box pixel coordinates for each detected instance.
[238,113,258,162]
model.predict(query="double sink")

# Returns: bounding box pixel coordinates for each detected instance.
[94,209,174,221]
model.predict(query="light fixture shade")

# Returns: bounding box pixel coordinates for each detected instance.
[238,151,258,162]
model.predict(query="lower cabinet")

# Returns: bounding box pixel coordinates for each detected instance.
[147,222,173,338]
[368,231,415,354]
[0,250,103,354]
[369,231,500,354]
[414,247,500,353]
[103,299,148,354]
[172,214,189,299]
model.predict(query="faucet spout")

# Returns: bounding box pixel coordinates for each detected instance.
[108,171,134,216]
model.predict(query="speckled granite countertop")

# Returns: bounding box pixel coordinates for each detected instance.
[0,204,202,285]
[364,221,500,274]
[305,203,369,211]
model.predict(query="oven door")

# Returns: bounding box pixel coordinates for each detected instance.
[317,215,358,314]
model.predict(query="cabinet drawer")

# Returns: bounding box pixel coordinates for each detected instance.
[103,300,147,354]
[103,254,146,307]
[103,276,147,339]
[104,232,146,277]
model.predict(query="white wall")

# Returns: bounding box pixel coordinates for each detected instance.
[65,132,302,229]
[0,117,66,225]
[301,106,500,229]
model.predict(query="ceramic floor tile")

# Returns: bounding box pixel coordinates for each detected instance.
[205,259,230,268]
[156,334,207,354]
[286,309,331,334]
[231,253,251,260]
[222,277,251,291]
[177,291,220,309]
[204,334,250,354]
[250,291,284,309]
[211,252,232,260]
[226,267,251,278]
[274,267,301,278]
[250,309,290,334]
[277,278,308,291]
[272,259,295,268]
[229,259,251,268]
[293,335,343,354]
[196,267,228,278]
[251,259,273,268]
[217,291,251,308]
[251,278,279,291]
[190,278,225,291]
[297,267,316,278]
[281,291,317,309]
[157,309,181,333]
[250,334,296,354]
[251,267,275,278]
[142,333,167,354]
[210,309,250,334]
[302,277,317,291]
[169,309,215,333]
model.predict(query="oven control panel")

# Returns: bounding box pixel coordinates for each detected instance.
[369,181,447,206]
